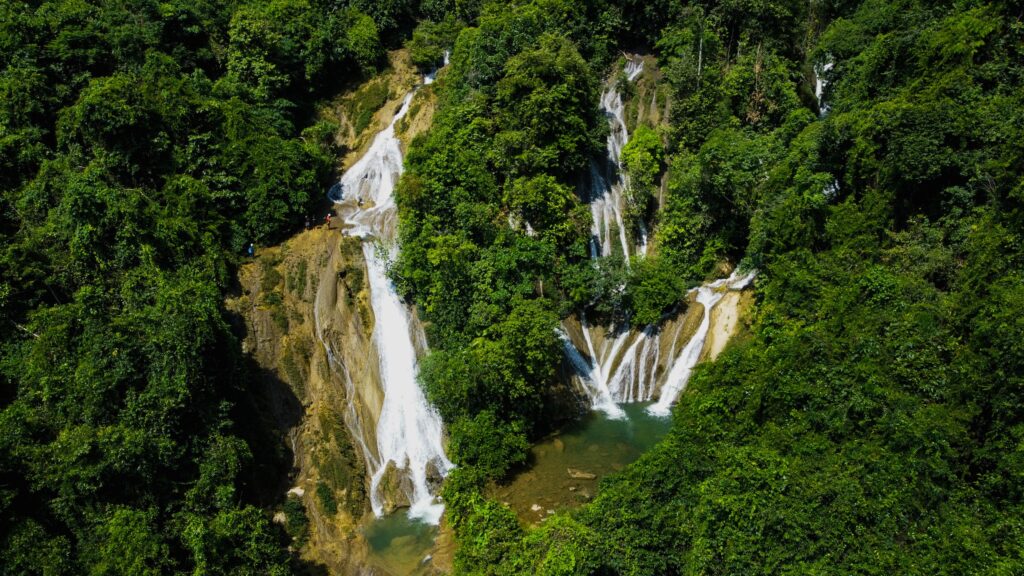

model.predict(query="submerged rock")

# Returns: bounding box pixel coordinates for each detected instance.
[567,468,597,480]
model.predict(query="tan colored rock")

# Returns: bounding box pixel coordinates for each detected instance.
[567,468,597,480]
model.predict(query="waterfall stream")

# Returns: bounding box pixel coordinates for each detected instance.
[327,76,452,524]
[815,58,834,117]
[588,59,643,260]
[565,57,756,417]
[646,270,755,415]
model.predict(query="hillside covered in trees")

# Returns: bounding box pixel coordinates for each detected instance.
[0,0,390,572]
[2,0,1023,574]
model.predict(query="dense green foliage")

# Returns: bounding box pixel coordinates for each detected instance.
[3,0,1023,573]
[0,0,403,573]
[424,0,1024,574]
[395,3,615,488]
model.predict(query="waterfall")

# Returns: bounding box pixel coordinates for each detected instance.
[564,56,757,416]
[625,58,644,82]
[647,270,756,416]
[558,330,625,418]
[589,58,643,260]
[815,58,834,117]
[570,57,647,410]
[329,85,452,524]
[424,50,450,86]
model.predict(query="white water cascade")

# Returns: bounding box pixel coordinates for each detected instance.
[815,58,834,117]
[564,57,756,417]
[564,268,755,415]
[329,80,452,524]
[647,270,755,416]
[589,58,644,260]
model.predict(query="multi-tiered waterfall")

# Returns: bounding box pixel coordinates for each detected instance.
[326,80,452,524]
[588,58,645,259]
[564,57,755,417]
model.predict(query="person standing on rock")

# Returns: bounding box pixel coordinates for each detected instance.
[325,213,332,229]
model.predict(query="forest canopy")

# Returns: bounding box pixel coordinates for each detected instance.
[0,0,396,573]
[2,0,1023,574]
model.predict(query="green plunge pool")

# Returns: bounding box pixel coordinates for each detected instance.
[365,403,672,574]
[491,402,672,523]
[363,510,445,575]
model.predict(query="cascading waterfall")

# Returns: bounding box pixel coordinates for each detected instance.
[647,270,755,416]
[423,50,450,86]
[558,330,624,418]
[570,57,650,414]
[327,70,452,524]
[589,58,643,260]
[815,57,834,117]
[565,268,754,414]
[564,56,756,417]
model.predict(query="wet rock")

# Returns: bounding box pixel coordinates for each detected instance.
[425,460,444,493]
[530,504,543,512]
[378,461,412,513]
[567,468,596,480]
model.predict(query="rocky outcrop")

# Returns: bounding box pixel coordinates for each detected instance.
[704,289,755,362]
[228,228,381,574]
[559,291,706,404]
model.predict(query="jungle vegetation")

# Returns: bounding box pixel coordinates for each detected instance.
[0,0,392,573]
[2,0,1022,574]
[393,1,1024,574]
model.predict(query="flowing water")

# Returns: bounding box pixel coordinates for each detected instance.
[588,58,643,260]
[566,57,756,417]
[815,58,834,117]
[328,75,452,524]
[647,270,755,415]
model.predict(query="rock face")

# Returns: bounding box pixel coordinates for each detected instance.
[704,290,754,362]
[425,460,445,494]
[376,461,413,514]
[225,53,448,575]
[227,228,377,574]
